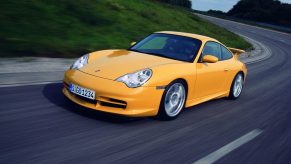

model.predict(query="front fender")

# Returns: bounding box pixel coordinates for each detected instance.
[144,63,196,93]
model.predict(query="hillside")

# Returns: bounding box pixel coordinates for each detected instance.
[228,0,291,27]
[0,0,251,58]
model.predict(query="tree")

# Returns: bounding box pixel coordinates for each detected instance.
[227,0,291,27]
[155,0,192,9]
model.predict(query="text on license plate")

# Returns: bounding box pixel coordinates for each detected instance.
[69,84,95,100]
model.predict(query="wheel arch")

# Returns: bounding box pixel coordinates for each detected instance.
[237,70,245,80]
[168,78,189,100]
[167,78,188,91]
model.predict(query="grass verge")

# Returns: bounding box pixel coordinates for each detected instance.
[0,0,251,58]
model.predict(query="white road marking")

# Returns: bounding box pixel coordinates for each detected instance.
[0,81,61,88]
[193,129,263,164]
[279,39,286,43]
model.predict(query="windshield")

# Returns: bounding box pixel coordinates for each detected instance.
[129,33,202,62]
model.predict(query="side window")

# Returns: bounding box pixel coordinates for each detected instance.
[221,45,233,60]
[202,42,222,61]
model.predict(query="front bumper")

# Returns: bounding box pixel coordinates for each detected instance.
[63,70,164,117]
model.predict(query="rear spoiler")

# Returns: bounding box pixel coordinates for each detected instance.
[228,47,245,56]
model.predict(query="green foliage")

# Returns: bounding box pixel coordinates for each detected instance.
[154,0,192,8]
[0,0,251,58]
[228,0,291,27]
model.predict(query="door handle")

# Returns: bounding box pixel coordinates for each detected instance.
[224,69,229,72]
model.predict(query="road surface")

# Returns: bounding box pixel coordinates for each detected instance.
[1,15,291,164]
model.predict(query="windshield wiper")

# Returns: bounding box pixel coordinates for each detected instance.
[129,49,184,62]
[144,52,189,63]
[128,49,143,53]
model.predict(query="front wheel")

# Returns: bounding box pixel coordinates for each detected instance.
[228,73,244,99]
[158,80,187,120]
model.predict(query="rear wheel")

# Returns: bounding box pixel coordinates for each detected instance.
[158,80,187,120]
[228,73,244,99]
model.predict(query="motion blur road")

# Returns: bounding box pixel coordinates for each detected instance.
[1,16,291,164]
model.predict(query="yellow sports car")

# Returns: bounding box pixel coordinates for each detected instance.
[63,31,247,120]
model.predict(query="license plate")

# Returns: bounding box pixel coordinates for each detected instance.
[69,84,95,100]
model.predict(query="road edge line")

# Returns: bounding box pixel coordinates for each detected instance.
[193,129,263,164]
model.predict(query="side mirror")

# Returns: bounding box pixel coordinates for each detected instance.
[130,42,136,46]
[202,55,218,63]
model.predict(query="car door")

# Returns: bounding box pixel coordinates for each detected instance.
[220,45,235,91]
[195,41,228,98]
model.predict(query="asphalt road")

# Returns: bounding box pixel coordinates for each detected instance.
[1,16,291,164]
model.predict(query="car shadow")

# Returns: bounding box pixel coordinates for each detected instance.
[42,83,149,124]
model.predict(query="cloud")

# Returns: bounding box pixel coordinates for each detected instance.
[281,0,291,3]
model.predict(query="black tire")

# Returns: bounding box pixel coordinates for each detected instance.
[158,80,187,120]
[228,73,244,100]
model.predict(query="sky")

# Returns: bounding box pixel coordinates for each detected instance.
[191,0,291,12]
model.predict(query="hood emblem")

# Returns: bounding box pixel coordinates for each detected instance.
[95,69,100,72]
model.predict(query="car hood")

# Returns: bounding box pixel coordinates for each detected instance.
[80,50,182,80]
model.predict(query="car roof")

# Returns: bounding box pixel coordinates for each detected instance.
[155,31,219,43]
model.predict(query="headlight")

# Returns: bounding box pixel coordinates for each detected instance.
[70,54,89,69]
[116,69,152,88]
